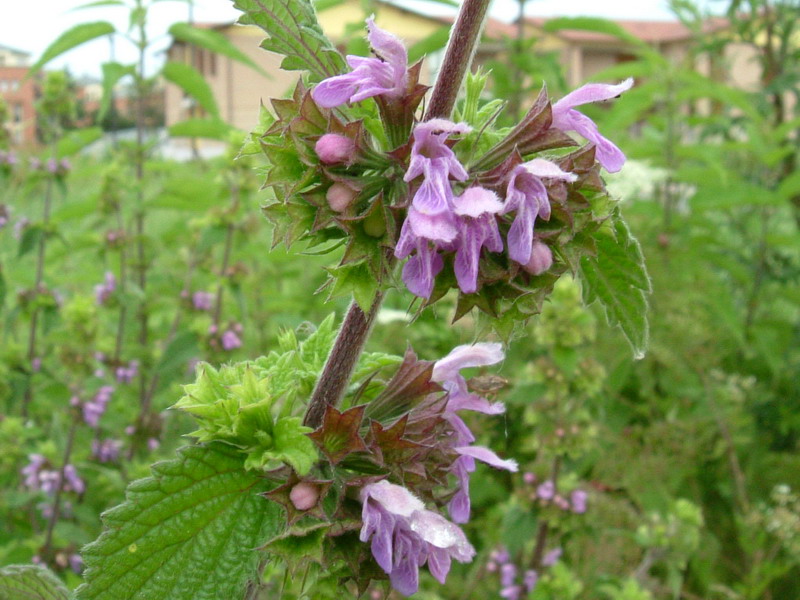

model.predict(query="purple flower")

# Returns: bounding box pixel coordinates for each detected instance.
[523,569,539,593]
[503,159,576,265]
[500,585,523,600]
[192,291,214,311]
[92,438,122,463]
[542,547,562,567]
[500,562,517,587]
[536,480,555,500]
[313,18,407,108]
[21,454,47,490]
[82,385,114,427]
[395,120,472,298]
[94,271,116,305]
[551,78,634,173]
[432,343,517,523]
[326,182,357,213]
[46,158,58,174]
[451,187,504,293]
[221,328,242,351]
[571,489,588,514]
[360,480,475,596]
[69,553,84,574]
[63,464,85,494]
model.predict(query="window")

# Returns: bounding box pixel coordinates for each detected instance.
[13,103,23,122]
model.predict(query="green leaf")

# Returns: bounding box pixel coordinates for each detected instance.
[29,22,116,74]
[162,61,220,119]
[70,0,125,10]
[580,212,651,359]
[169,118,235,140]
[168,23,268,77]
[0,564,69,600]
[0,269,6,315]
[56,127,103,157]
[98,62,134,122]
[77,444,281,600]
[325,262,378,312]
[233,0,345,81]
[156,331,199,378]
[18,225,43,259]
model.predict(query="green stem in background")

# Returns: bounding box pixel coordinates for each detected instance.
[21,171,55,419]
[425,0,492,121]
[530,455,561,570]
[213,184,240,329]
[113,206,128,363]
[302,0,493,431]
[41,417,78,557]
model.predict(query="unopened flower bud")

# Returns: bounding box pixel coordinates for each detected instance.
[522,240,553,275]
[362,207,386,238]
[289,481,320,511]
[315,133,355,165]
[523,472,536,485]
[326,182,357,213]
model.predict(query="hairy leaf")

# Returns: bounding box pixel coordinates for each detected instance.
[162,61,220,119]
[0,564,69,600]
[77,444,280,600]
[56,127,103,157]
[29,22,116,74]
[232,0,345,81]
[580,212,651,359]
[168,23,268,77]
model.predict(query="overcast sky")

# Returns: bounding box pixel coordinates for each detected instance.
[0,0,722,79]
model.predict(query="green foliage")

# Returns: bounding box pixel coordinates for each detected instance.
[161,62,220,120]
[232,0,345,81]
[28,22,115,74]
[168,23,268,77]
[0,564,70,600]
[580,211,651,359]
[76,444,280,600]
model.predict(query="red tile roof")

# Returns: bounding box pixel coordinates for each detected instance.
[524,16,728,44]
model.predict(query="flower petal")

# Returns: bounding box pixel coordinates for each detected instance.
[432,343,504,382]
[455,445,519,472]
[553,78,634,111]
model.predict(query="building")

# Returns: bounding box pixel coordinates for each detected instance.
[0,44,38,146]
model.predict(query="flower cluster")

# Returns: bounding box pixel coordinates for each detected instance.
[114,360,139,384]
[21,455,85,496]
[92,438,122,463]
[487,547,541,600]
[523,472,588,514]
[78,386,114,428]
[208,322,243,351]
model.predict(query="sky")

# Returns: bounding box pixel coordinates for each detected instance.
[0,0,721,79]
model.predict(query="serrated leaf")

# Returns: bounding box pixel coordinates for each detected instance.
[325,262,379,312]
[580,212,651,359]
[169,23,268,77]
[233,0,345,82]
[162,61,220,119]
[77,444,281,600]
[29,22,116,74]
[0,564,69,600]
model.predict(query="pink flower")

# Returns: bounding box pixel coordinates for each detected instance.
[552,78,634,173]
[312,18,408,108]
[315,133,356,165]
[522,240,553,275]
[360,480,475,596]
[451,187,504,294]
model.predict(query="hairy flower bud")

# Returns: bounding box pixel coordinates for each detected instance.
[326,182,357,213]
[522,241,553,275]
[315,134,356,165]
[290,482,320,511]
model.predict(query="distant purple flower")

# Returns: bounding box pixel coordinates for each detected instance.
[31,357,42,373]
[500,585,523,600]
[221,328,242,351]
[359,480,475,596]
[29,157,41,170]
[523,569,539,593]
[94,271,116,305]
[571,489,588,514]
[451,187,504,294]
[536,480,555,500]
[192,291,214,311]
[395,119,471,298]
[63,464,85,494]
[432,343,517,523]
[82,385,114,427]
[542,547,562,567]
[523,472,536,485]
[147,437,160,452]
[21,454,47,490]
[115,359,139,384]
[46,158,58,174]
[500,563,517,587]
[59,158,71,173]
[503,159,576,265]
[69,553,84,574]
[92,438,122,463]
[552,78,634,173]
[313,18,407,108]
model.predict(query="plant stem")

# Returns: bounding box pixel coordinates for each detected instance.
[113,207,128,363]
[530,455,561,570]
[42,418,78,556]
[213,185,240,328]
[425,0,492,120]
[21,174,54,418]
[303,294,383,429]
